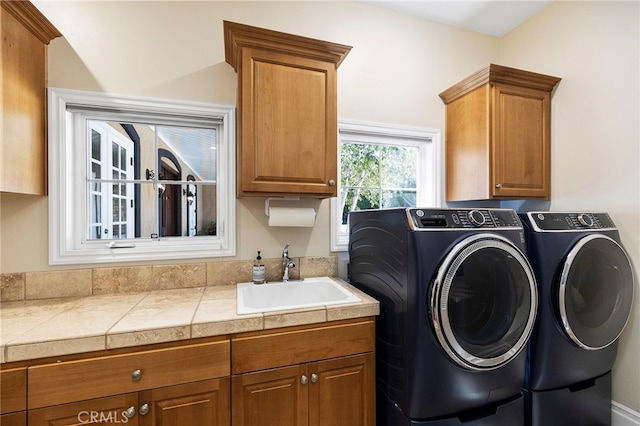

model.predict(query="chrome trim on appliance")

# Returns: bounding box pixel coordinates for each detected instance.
[430,233,538,370]
[558,234,635,350]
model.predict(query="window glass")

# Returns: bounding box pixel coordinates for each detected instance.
[331,120,441,251]
[48,88,236,265]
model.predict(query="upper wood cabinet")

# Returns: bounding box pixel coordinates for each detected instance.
[1,0,61,195]
[223,21,351,198]
[439,64,561,201]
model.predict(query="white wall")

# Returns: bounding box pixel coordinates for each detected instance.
[1,0,499,272]
[1,0,637,414]
[500,0,640,412]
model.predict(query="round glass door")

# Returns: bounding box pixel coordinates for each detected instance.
[430,234,538,370]
[559,234,634,350]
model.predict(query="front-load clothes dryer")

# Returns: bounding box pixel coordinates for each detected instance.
[349,208,538,425]
[519,212,635,426]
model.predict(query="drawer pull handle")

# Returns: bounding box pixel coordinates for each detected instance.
[329,179,336,186]
[301,375,308,385]
[131,369,143,381]
[139,403,150,416]
[123,406,136,419]
[311,373,318,383]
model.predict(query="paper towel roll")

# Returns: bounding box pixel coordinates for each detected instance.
[268,207,316,227]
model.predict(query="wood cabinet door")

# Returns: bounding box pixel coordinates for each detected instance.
[139,379,229,426]
[237,47,338,198]
[232,364,309,426]
[309,354,375,426]
[1,367,26,414]
[28,393,139,426]
[491,83,551,199]
[0,412,26,426]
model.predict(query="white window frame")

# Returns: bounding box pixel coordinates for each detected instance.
[330,120,442,252]
[48,88,236,265]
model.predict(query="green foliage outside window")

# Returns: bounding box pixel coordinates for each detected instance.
[339,142,418,225]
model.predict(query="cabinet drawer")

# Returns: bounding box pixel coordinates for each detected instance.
[1,367,27,413]
[28,339,230,409]
[232,318,375,374]
[29,393,139,426]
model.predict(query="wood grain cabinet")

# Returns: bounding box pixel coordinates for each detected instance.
[27,339,230,426]
[231,317,376,426]
[223,21,352,198]
[1,0,61,195]
[439,64,561,201]
[0,367,27,426]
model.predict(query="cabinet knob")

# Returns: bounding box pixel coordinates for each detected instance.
[301,375,309,385]
[139,403,150,416]
[311,373,319,383]
[328,179,336,186]
[495,183,502,189]
[123,406,136,419]
[131,369,142,381]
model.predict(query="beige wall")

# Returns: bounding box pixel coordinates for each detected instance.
[1,0,638,412]
[499,0,640,412]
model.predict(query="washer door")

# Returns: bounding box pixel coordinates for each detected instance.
[559,234,634,350]
[431,234,538,370]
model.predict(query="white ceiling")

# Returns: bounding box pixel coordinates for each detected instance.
[358,1,553,37]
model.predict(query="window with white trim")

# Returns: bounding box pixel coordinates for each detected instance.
[331,120,441,251]
[48,88,236,265]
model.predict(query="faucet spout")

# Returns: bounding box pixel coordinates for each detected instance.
[281,244,295,281]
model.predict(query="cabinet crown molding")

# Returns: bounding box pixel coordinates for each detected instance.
[439,63,561,104]
[223,20,352,72]
[1,0,61,44]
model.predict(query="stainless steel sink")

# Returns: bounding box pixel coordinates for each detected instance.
[236,277,361,315]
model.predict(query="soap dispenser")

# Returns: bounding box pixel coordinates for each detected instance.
[253,251,265,284]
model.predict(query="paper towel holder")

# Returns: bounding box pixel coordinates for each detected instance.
[265,197,317,227]
[265,197,301,217]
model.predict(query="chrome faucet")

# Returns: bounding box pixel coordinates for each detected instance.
[282,243,296,281]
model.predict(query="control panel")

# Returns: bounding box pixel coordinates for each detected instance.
[408,208,522,229]
[527,212,616,231]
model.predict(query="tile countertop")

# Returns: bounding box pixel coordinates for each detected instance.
[0,278,379,364]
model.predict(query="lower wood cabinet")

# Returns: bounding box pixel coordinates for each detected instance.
[28,379,230,426]
[232,353,374,426]
[0,367,27,426]
[231,317,376,426]
[5,317,375,426]
[26,338,230,426]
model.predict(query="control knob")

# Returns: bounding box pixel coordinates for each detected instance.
[577,213,595,228]
[468,210,486,227]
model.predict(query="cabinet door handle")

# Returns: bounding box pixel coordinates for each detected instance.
[131,369,142,381]
[495,183,502,189]
[328,179,336,186]
[123,406,136,419]
[301,375,309,385]
[139,403,150,416]
[311,373,319,383]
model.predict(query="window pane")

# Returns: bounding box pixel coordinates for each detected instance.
[382,190,416,208]
[340,187,381,226]
[340,142,380,189]
[91,130,101,161]
[381,145,417,189]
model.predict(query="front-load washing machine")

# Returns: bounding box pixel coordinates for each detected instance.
[349,208,538,425]
[519,212,635,426]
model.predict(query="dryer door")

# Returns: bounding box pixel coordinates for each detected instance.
[431,233,538,370]
[558,234,634,350]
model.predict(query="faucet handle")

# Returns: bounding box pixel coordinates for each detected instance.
[283,243,290,256]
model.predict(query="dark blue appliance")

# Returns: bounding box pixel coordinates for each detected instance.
[349,208,538,425]
[519,212,634,426]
